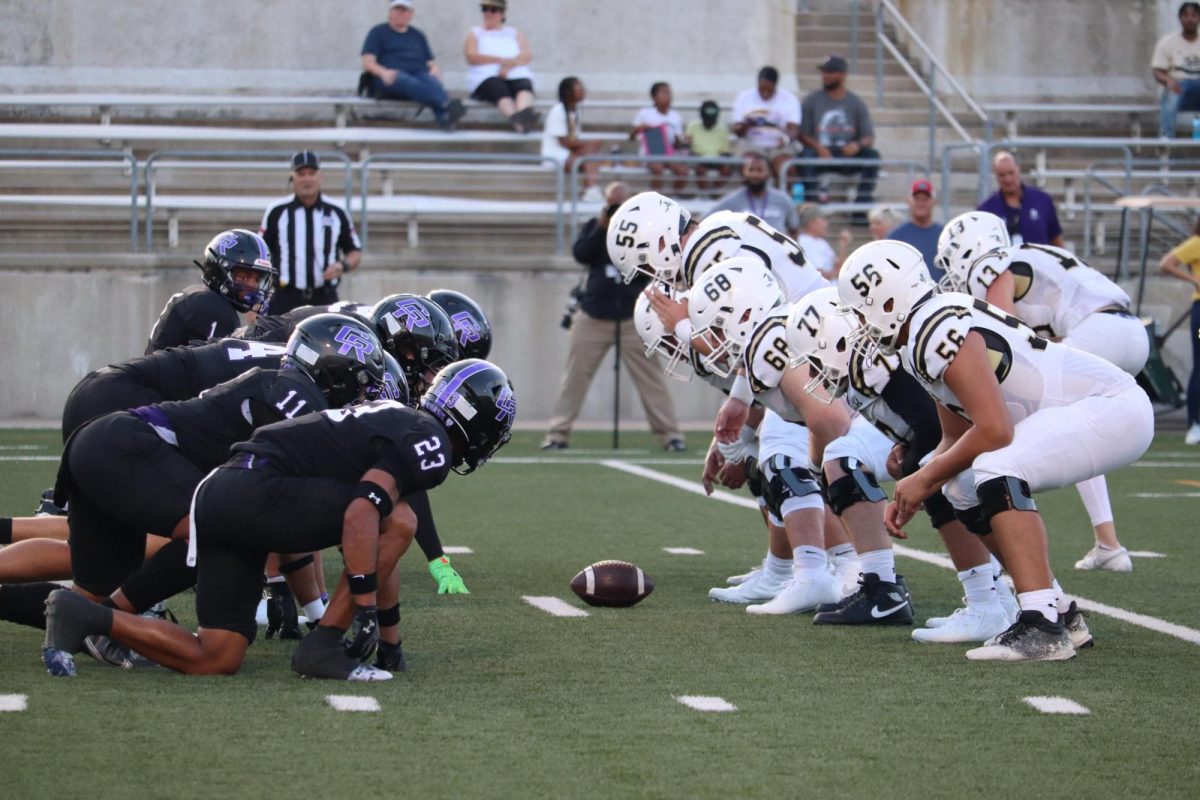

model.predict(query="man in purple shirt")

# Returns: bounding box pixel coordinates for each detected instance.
[977,150,1063,247]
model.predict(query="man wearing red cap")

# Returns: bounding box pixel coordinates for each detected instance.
[887,179,944,279]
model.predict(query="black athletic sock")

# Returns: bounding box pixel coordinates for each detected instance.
[0,517,12,545]
[0,582,58,630]
[119,538,196,613]
[409,491,444,561]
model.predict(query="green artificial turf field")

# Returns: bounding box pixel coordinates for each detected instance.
[0,427,1196,799]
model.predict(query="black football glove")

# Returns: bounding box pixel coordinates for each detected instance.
[344,604,379,662]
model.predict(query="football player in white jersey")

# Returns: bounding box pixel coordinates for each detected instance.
[786,290,1018,642]
[937,212,1148,573]
[838,241,1154,661]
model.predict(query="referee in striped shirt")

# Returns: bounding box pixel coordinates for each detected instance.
[259,150,362,314]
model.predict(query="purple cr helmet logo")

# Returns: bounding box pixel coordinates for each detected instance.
[214,232,239,256]
[334,325,375,364]
[389,299,431,329]
[451,311,483,346]
[495,386,516,425]
[381,371,402,400]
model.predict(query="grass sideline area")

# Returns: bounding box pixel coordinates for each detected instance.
[0,427,1197,798]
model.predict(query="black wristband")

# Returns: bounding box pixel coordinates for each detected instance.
[352,481,393,517]
[378,603,401,627]
[0,517,12,546]
[348,573,378,595]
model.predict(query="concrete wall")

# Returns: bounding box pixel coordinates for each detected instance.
[0,0,800,100]
[0,257,728,428]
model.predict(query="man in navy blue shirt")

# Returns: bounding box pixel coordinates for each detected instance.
[361,0,466,130]
[977,151,1064,247]
[887,179,944,279]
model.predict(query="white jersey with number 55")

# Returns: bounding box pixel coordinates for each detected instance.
[681,211,827,301]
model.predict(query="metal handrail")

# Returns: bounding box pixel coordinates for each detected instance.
[0,148,139,252]
[775,155,930,193]
[143,150,353,251]
[938,141,985,221]
[1082,159,1200,261]
[980,140,1135,206]
[876,33,974,152]
[359,152,564,252]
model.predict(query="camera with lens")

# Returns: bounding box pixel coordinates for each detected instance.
[560,282,583,330]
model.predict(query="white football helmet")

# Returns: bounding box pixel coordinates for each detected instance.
[784,286,853,403]
[606,191,693,285]
[935,211,1010,291]
[837,240,934,354]
[687,257,784,378]
[632,289,691,381]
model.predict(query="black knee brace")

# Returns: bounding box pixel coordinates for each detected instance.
[765,455,822,520]
[378,603,401,627]
[976,476,1037,533]
[923,490,957,529]
[278,553,314,575]
[955,505,990,536]
[744,457,764,499]
[825,457,887,516]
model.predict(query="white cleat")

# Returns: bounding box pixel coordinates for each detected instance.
[726,564,764,586]
[912,604,1011,644]
[746,570,839,615]
[965,613,1076,662]
[923,597,967,628]
[708,569,788,604]
[347,665,393,681]
[1074,545,1132,573]
[1185,422,1200,445]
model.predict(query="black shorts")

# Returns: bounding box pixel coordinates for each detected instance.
[471,77,533,104]
[192,467,354,641]
[64,413,203,596]
[60,368,164,442]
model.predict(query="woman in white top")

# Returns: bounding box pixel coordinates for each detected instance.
[541,76,602,199]
[463,0,537,132]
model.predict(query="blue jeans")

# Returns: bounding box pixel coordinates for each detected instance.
[375,71,449,121]
[1159,79,1200,138]
[1188,300,1200,425]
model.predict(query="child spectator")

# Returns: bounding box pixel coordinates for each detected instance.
[631,82,689,194]
[685,100,733,195]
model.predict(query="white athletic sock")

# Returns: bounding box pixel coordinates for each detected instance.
[1051,578,1071,615]
[826,543,856,559]
[858,549,896,583]
[793,546,827,575]
[959,563,998,607]
[765,552,793,579]
[1018,589,1059,623]
[302,598,326,622]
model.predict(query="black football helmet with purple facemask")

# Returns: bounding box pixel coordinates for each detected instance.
[369,294,459,394]
[419,359,515,474]
[197,229,277,313]
[281,313,387,408]
[427,289,492,360]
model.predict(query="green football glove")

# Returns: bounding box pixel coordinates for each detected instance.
[429,556,470,595]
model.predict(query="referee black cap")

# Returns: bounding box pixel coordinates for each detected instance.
[291,150,320,172]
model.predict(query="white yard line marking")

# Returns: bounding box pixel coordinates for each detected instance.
[443,546,474,555]
[1023,697,1090,715]
[674,695,737,712]
[521,596,590,617]
[602,460,1200,647]
[1153,451,1200,458]
[1131,462,1200,468]
[0,445,45,451]
[326,695,381,712]
[0,694,27,712]
[495,457,704,465]
[1129,492,1200,498]
[1128,550,1167,558]
[663,547,706,555]
[0,456,60,462]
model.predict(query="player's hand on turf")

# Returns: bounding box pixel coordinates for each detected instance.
[714,398,750,444]
[344,605,379,662]
[429,556,470,594]
[883,501,913,539]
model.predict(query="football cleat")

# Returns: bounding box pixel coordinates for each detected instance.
[43,647,76,677]
[34,488,67,517]
[725,563,763,586]
[812,573,913,626]
[374,640,409,673]
[1061,601,1094,649]
[746,569,839,615]
[923,598,967,628]
[911,604,1011,644]
[965,611,1076,662]
[43,589,109,676]
[347,665,394,682]
[293,625,372,680]
[83,634,134,669]
[1074,545,1133,573]
[429,556,469,595]
[708,569,789,604]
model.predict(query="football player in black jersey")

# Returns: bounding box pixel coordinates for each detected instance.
[43,360,516,681]
[145,230,277,354]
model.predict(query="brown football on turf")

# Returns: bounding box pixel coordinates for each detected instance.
[569,560,654,608]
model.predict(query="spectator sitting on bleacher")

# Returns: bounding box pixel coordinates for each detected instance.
[361,0,466,131]
[685,100,732,195]
[1153,2,1200,139]
[708,151,799,237]
[795,202,850,281]
[797,54,879,220]
[631,82,688,194]
[732,66,800,176]
[887,179,944,280]
[867,204,898,241]
[977,150,1063,247]
[542,76,603,201]
[464,0,539,133]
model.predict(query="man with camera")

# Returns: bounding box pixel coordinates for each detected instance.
[541,182,685,452]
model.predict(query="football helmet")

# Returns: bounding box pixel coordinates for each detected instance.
[632,289,691,381]
[197,229,277,313]
[606,191,693,285]
[367,352,411,405]
[687,257,784,378]
[419,359,516,475]
[935,212,1010,291]
[837,241,934,354]
[369,294,460,393]
[427,289,492,360]
[784,287,854,403]
[282,313,388,408]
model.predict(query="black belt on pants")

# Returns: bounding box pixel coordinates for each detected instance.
[277,284,337,303]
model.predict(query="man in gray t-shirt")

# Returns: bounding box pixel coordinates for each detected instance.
[797,54,880,213]
[708,152,800,236]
